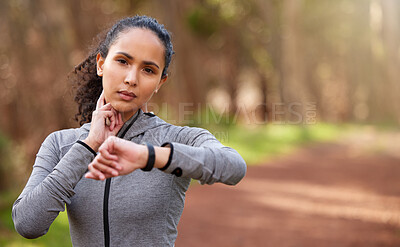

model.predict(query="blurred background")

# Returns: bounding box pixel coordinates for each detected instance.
[0,0,399,246]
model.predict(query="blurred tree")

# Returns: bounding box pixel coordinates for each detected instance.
[380,0,400,123]
[281,0,305,105]
[1,0,400,186]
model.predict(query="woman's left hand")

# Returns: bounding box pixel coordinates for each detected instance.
[85,136,148,180]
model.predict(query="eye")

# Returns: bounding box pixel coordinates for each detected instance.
[143,67,154,74]
[117,58,128,65]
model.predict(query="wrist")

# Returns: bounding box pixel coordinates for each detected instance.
[139,144,149,169]
[83,137,100,152]
[138,144,171,171]
[154,146,171,169]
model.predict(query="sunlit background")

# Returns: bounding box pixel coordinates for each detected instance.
[0,0,399,246]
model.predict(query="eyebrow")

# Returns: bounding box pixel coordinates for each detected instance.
[116,51,160,69]
[116,51,133,60]
[143,61,160,69]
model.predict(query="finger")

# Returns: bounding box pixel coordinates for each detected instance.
[97,153,119,168]
[92,157,119,176]
[85,172,99,180]
[85,171,115,180]
[94,166,119,178]
[114,112,121,128]
[99,110,116,123]
[88,163,105,180]
[102,173,115,179]
[100,105,114,127]
[105,113,116,130]
[103,156,120,171]
[107,110,117,131]
[96,91,105,110]
[110,108,119,130]
[100,103,112,111]
[110,112,124,136]
[111,161,122,171]
[99,148,119,162]
[87,163,105,180]
[105,117,111,127]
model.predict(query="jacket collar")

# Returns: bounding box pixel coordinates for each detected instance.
[81,109,169,140]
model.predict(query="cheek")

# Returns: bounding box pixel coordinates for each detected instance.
[101,79,114,104]
[141,82,157,96]
[102,62,122,84]
[102,69,119,91]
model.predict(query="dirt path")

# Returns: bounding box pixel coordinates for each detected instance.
[175,137,400,247]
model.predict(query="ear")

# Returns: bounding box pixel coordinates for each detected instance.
[96,53,105,77]
[155,75,168,93]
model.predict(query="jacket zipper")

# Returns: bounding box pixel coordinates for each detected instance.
[103,113,139,247]
[103,178,111,247]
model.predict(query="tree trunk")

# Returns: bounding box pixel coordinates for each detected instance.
[281,0,307,122]
[380,0,400,123]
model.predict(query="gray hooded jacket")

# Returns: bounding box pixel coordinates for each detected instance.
[12,110,246,246]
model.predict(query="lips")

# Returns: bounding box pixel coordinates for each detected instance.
[118,90,137,101]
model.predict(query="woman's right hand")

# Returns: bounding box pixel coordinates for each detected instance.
[83,91,124,152]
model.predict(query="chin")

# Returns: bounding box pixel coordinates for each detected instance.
[111,101,139,114]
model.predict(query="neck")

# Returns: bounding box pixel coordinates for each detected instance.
[122,110,138,122]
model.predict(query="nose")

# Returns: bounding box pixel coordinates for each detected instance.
[124,68,138,87]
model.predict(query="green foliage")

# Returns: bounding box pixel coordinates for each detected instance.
[186,4,221,37]
[0,132,27,192]
[0,132,8,150]
[0,191,72,247]
[189,106,236,129]
[186,0,250,37]
[0,132,11,190]
[0,133,69,246]
[212,123,342,165]
[181,107,344,165]
[0,133,70,246]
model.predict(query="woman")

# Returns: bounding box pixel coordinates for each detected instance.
[12,15,246,247]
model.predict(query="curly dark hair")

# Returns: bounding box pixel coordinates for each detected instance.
[70,15,174,126]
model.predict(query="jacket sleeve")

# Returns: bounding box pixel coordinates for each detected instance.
[160,127,246,185]
[12,132,95,239]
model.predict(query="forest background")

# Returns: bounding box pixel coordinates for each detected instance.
[0,0,399,246]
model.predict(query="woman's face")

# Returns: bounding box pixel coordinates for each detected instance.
[96,28,167,121]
